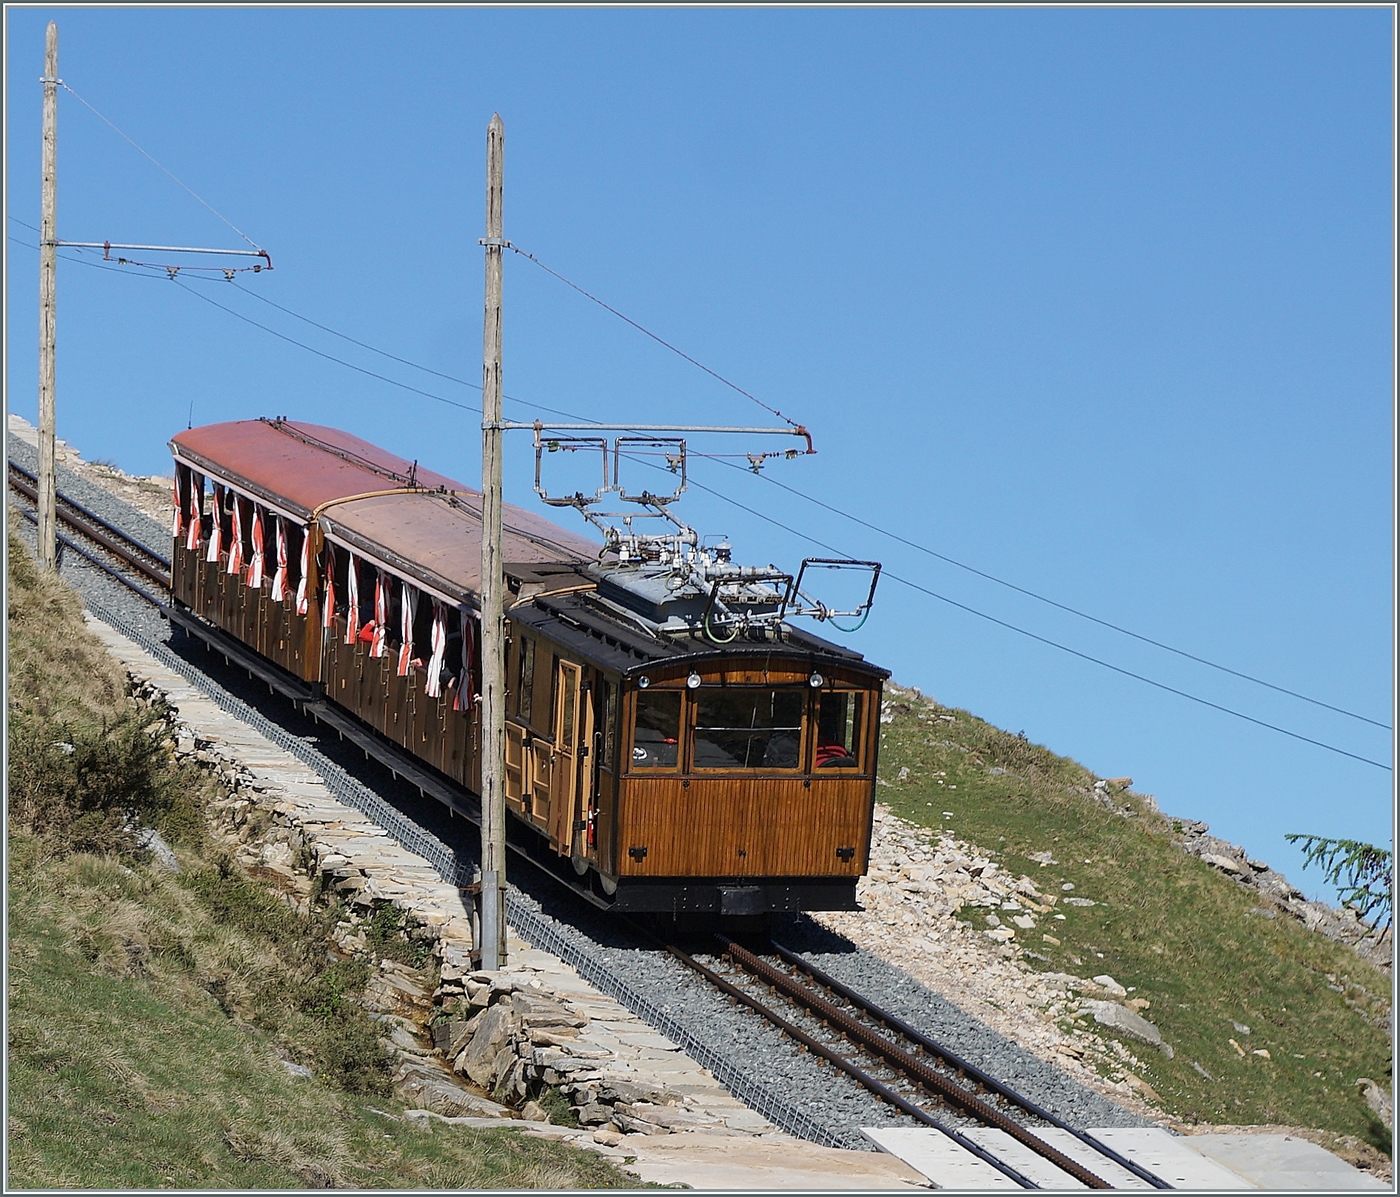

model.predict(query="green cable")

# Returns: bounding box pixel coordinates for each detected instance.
[827,608,870,634]
[705,605,739,644]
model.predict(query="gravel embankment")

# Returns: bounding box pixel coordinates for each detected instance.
[6,432,1151,1148]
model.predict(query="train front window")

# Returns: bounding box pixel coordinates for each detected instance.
[693,688,804,769]
[816,691,864,769]
[632,690,681,769]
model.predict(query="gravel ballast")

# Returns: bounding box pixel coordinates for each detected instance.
[6,433,1152,1150]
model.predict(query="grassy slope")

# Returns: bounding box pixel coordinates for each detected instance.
[6,838,632,1190]
[5,533,636,1190]
[875,686,1391,1151]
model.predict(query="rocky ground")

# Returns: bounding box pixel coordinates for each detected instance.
[816,803,1174,1121]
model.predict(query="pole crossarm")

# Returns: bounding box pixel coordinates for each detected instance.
[56,241,273,268]
[497,419,815,453]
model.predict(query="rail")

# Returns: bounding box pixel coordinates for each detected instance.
[770,940,1172,1188]
[8,461,171,587]
[658,932,1174,1190]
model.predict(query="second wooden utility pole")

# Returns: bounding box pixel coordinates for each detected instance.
[478,112,508,970]
[37,20,58,571]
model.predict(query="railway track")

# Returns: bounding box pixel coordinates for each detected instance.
[661,932,1173,1190]
[8,460,171,604]
[10,458,1170,1187]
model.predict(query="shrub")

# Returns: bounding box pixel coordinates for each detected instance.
[8,707,173,854]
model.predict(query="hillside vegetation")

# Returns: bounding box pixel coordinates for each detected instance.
[5,532,635,1190]
[875,684,1392,1153]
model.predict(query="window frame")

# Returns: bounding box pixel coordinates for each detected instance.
[686,684,809,774]
[627,686,685,772]
[811,688,868,773]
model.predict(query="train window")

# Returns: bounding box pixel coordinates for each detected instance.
[327,546,351,619]
[559,664,577,752]
[284,522,303,591]
[438,608,464,694]
[632,690,681,769]
[517,636,536,723]
[600,679,617,768]
[237,496,255,564]
[351,558,375,638]
[410,595,434,664]
[693,688,805,770]
[816,691,864,769]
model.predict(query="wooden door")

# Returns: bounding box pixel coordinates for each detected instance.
[529,738,554,832]
[549,660,589,855]
[504,722,527,812]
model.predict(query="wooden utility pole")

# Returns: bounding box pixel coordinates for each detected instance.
[37,20,58,571]
[478,112,507,970]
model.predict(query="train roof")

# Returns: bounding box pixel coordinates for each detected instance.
[512,590,890,680]
[170,418,598,607]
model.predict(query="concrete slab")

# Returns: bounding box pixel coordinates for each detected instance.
[865,1125,1283,1191]
[1185,1133,1391,1191]
[862,1125,1022,1189]
[598,1128,932,1190]
[961,1128,1091,1189]
[1005,1127,1156,1189]
[1083,1128,1256,1189]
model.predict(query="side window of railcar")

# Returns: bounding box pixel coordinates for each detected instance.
[516,636,535,723]
[328,546,351,622]
[693,688,804,769]
[351,559,374,637]
[815,691,864,769]
[410,594,434,666]
[237,496,255,564]
[631,690,681,769]
[284,523,304,594]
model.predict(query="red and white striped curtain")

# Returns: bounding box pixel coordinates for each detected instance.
[454,616,476,712]
[397,581,419,677]
[344,551,360,645]
[171,476,183,539]
[425,601,447,698]
[206,485,224,563]
[247,507,266,589]
[296,528,311,615]
[322,543,337,629]
[370,571,388,658]
[227,496,245,575]
[271,517,288,602]
[186,473,203,552]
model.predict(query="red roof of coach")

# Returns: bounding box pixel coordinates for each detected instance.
[170,418,597,603]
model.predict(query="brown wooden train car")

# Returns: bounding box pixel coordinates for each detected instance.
[168,417,888,914]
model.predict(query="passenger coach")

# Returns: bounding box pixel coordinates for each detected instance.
[168,417,888,914]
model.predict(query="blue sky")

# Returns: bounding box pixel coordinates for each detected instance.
[5,7,1393,901]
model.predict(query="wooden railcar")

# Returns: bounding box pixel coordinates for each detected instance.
[168,417,888,914]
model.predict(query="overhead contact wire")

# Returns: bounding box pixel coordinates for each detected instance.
[169,279,480,414]
[508,244,800,429]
